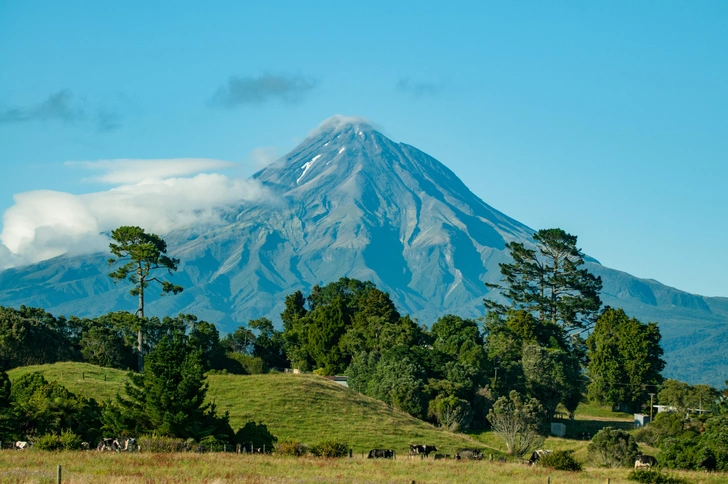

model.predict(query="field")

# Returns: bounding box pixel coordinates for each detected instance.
[2,452,727,484]
[6,362,722,483]
[7,363,492,455]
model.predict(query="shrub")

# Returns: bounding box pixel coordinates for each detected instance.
[276,440,308,456]
[627,469,689,484]
[137,435,191,452]
[199,435,229,452]
[226,353,265,374]
[658,438,700,470]
[311,440,349,458]
[34,430,82,451]
[234,421,277,450]
[588,427,639,467]
[538,450,583,471]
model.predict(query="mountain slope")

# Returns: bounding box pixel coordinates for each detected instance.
[0,117,725,386]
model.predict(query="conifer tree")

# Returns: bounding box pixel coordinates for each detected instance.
[486,228,602,330]
[108,226,183,371]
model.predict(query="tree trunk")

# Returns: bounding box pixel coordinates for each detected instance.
[137,275,144,373]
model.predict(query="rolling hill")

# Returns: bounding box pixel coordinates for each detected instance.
[7,362,494,455]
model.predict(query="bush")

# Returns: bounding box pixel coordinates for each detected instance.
[588,427,639,467]
[276,440,308,456]
[234,421,277,450]
[34,430,83,451]
[198,435,229,452]
[311,440,349,458]
[226,353,266,374]
[627,469,689,484]
[137,435,191,452]
[538,450,583,471]
[658,438,700,470]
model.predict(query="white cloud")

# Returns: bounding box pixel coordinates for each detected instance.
[0,163,271,269]
[248,146,279,171]
[67,158,236,184]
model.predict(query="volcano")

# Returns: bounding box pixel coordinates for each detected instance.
[0,116,726,385]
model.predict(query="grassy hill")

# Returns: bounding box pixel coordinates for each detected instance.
[7,362,496,455]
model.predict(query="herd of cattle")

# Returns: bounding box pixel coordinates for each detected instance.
[3,439,720,472]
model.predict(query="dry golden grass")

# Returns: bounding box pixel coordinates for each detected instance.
[1,452,726,484]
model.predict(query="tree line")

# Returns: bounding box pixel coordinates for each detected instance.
[0,225,725,468]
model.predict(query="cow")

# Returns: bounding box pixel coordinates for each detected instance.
[14,441,31,450]
[634,455,658,470]
[81,442,90,450]
[529,449,552,466]
[699,455,716,473]
[119,438,137,452]
[97,438,120,452]
[368,449,395,459]
[409,444,438,457]
[455,448,483,460]
[434,453,446,460]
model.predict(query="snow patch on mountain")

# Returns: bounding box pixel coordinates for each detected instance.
[297,155,322,184]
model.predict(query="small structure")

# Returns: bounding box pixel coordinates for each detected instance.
[323,375,349,388]
[550,422,566,437]
[634,414,650,428]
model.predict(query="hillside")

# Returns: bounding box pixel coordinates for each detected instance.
[7,362,494,455]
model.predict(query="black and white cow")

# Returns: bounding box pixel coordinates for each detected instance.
[455,448,483,460]
[528,449,552,466]
[409,444,438,457]
[634,454,658,469]
[368,449,395,459]
[97,438,118,451]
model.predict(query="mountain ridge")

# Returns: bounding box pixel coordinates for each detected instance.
[0,116,725,386]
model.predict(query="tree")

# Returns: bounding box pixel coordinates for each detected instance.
[486,228,602,331]
[108,226,184,371]
[658,379,717,418]
[428,394,474,431]
[103,331,231,441]
[487,390,545,457]
[79,326,130,369]
[587,427,638,467]
[11,373,102,442]
[586,307,664,412]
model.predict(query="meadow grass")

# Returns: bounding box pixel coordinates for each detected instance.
[7,362,128,403]
[4,363,658,460]
[1,451,726,484]
[7,363,494,455]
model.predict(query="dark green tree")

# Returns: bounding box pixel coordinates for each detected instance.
[0,306,79,369]
[486,228,602,330]
[11,373,102,442]
[586,307,664,412]
[248,318,287,370]
[108,226,184,371]
[103,331,231,441]
[307,297,349,374]
[79,326,131,369]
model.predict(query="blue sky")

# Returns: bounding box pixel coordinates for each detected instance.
[0,1,726,297]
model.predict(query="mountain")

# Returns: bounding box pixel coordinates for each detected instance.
[0,116,726,386]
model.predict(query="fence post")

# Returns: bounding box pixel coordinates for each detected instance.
[82,372,84,380]
[104,374,107,382]
[263,444,265,454]
[57,465,62,484]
